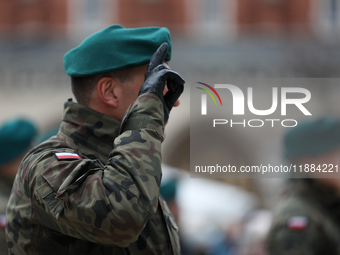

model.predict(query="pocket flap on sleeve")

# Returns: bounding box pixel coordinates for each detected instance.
[36,181,64,220]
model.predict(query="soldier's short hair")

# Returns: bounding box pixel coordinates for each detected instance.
[71,69,132,106]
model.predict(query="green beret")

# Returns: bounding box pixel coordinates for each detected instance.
[36,126,59,144]
[160,179,178,202]
[284,117,340,160]
[64,24,172,77]
[0,118,38,166]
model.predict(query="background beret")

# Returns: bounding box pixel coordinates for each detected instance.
[0,118,38,166]
[284,117,340,160]
[160,179,178,202]
[64,24,172,77]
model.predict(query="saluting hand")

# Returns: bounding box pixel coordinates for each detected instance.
[138,43,185,124]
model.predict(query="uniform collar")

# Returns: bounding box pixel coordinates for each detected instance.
[60,101,121,158]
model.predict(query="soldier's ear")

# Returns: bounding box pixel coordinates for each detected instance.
[97,77,120,108]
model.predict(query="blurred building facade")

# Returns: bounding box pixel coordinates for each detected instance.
[0,0,339,39]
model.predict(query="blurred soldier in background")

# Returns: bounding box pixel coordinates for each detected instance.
[160,178,181,222]
[160,178,196,255]
[267,117,340,255]
[0,118,37,254]
[6,25,184,254]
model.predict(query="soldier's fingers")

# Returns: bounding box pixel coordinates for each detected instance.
[147,43,168,72]
[162,70,185,88]
[164,83,184,106]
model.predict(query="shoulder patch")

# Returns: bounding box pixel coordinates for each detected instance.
[287,216,308,231]
[55,152,81,160]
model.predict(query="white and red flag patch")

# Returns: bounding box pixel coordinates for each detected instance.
[287,216,308,231]
[55,152,81,160]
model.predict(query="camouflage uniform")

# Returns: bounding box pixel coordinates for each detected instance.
[267,178,340,255]
[6,93,180,254]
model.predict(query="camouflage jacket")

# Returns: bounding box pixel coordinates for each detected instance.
[6,93,180,255]
[267,178,340,255]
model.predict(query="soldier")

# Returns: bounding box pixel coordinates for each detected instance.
[267,117,340,255]
[6,25,185,254]
[0,118,37,255]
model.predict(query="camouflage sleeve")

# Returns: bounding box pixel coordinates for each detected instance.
[30,93,164,247]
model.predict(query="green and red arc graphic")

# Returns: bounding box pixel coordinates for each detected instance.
[196,82,223,106]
